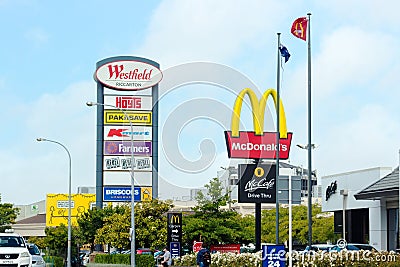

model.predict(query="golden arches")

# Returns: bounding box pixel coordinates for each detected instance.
[231,88,288,138]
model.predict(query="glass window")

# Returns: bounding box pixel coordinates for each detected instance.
[0,236,25,247]
[27,244,41,255]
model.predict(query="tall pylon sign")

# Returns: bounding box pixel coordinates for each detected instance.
[93,56,162,207]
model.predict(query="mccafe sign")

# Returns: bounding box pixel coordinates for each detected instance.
[238,164,276,203]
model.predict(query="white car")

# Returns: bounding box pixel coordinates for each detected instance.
[26,243,46,267]
[0,230,31,267]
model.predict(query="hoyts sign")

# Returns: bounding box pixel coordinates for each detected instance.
[225,88,292,159]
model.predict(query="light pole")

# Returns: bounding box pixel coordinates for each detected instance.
[296,143,317,246]
[37,138,72,267]
[86,101,136,267]
[340,189,348,241]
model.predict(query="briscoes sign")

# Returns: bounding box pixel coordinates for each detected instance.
[225,88,292,159]
[103,186,152,202]
[95,60,162,91]
[104,141,152,156]
[238,164,276,203]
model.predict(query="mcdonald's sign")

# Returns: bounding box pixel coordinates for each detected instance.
[170,214,180,224]
[224,88,293,159]
[167,213,182,245]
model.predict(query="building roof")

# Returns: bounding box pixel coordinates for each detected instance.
[15,214,46,224]
[354,167,399,200]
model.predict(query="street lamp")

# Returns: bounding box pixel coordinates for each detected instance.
[296,144,317,150]
[340,189,348,241]
[37,138,72,267]
[297,143,317,246]
[86,101,136,267]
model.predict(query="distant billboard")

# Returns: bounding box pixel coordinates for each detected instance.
[46,194,96,227]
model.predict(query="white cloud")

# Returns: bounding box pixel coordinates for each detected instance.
[137,0,292,66]
[317,0,400,31]
[316,104,400,176]
[313,27,395,99]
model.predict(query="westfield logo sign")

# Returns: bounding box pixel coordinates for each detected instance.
[224,88,292,159]
[95,60,162,91]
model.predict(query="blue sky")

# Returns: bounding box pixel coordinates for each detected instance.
[1,0,399,204]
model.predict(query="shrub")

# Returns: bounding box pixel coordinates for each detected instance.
[43,255,64,267]
[173,251,262,267]
[173,250,400,267]
[94,253,154,267]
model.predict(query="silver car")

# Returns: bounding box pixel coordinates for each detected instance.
[26,243,46,267]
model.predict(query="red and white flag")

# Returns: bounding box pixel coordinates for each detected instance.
[291,17,308,41]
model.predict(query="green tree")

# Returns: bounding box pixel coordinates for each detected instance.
[95,205,131,251]
[183,178,250,246]
[94,200,173,251]
[44,224,79,258]
[45,225,67,258]
[76,205,126,252]
[194,177,234,213]
[135,199,173,249]
[27,236,46,249]
[0,203,19,232]
[261,204,335,245]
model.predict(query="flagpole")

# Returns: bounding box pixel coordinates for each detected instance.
[306,12,313,247]
[276,32,281,245]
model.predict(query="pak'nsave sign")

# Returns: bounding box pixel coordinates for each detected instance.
[224,88,292,159]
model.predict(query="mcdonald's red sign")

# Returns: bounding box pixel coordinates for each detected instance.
[224,88,292,159]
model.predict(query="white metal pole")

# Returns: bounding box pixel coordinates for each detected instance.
[343,193,347,241]
[87,102,136,266]
[288,169,292,267]
[37,138,72,267]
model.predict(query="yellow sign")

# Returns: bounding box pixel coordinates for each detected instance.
[104,111,152,125]
[46,194,96,227]
[170,214,180,224]
[254,167,265,177]
[231,88,288,138]
[141,187,152,201]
